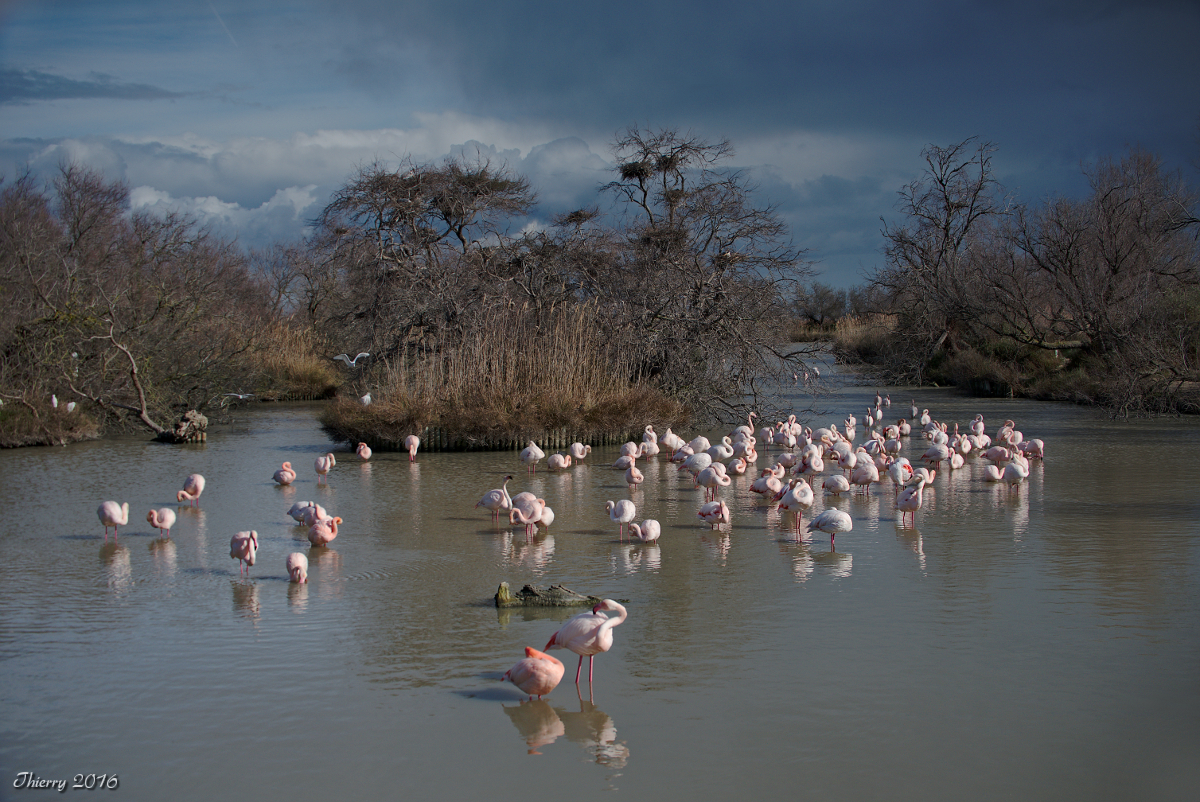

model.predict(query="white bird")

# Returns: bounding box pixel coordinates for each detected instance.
[606,499,637,539]
[544,599,628,685]
[476,476,514,523]
[628,519,661,543]
[360,393,372,406]
[807,508,853,548]
[333,352,371,368]
[520,441,545,473]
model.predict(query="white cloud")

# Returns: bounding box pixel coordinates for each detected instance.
[129,184,320,246]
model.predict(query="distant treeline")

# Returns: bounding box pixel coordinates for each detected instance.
[0,127,819,447]
[790,140,1200,416]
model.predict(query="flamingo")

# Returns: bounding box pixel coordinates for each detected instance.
[727,457,748,476]
[97,501,129,541]
[625,464,644,490]
[807,508,853,548]
[535,505,555,532]
[823,474,851,495]
[146,507,176,537]
[288,501,324,523]
[503,647,565,700]
[897,477,927,526]
[776,478,814,531]
[679,452,713,484]
[696,463,731,501]
[850,458,879,494]
[404,434,420,462]
[286,552,308,583]
[1002,455,1031,487]
[698,500,731,528]
[177,473,205,506]
[545,599,628,685]
[356,442,372,460]
[628,519,661,543]
[750,465,785,498]
[314,453,336,484]
[273,462,296,486]
[308,516,341,547]
[298,504,332,527]
[230,531,259,575]
[476,476,514,523]
[509,495,546,538]
[606,499,637,539]
[569,442,592,460]
[659,428,685,452]
[520,441,545,473]
[547,452,572,470]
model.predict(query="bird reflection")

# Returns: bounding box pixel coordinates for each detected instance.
[780,542,814,582]
[287,580,309,612]
[501,695,629,767]
[812,550,852,578]
[496,532,555,573]
[231,580,261,623]
[615,543,661,574]
[148,537,177,577]
[100,542,132,596]
[560,697,629,768]
[896,527,927,572]
[503,699,565,755]
[700,531,730,564]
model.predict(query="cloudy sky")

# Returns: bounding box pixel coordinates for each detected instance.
[2,0,1197,287]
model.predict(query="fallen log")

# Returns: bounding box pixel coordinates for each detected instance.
[494,582,605,608]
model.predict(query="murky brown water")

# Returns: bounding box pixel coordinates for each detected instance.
[2,379,1199,801]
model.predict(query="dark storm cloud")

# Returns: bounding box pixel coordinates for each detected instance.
[0,68,188,104]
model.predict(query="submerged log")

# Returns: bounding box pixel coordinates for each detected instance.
[159,409,208,443]
[494,582,605,608]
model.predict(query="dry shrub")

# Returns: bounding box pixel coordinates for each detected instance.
[320,304,689,449]
[255,323,340,400]
[0,402,100,447]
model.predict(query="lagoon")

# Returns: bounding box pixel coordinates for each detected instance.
[1,380,1198,800]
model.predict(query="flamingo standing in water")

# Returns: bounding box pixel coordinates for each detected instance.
[147,507,176,537]
[569,442,592,461]
[97,501,129,541]
[606,500,637,539]
[273,462,296,486]
[629,519,661,543]
[510,499,547,539]
[314,453,336,485]
[698,500,731,529]
[308,516,342,547]
[404,435,420,462]
[520,441,545,473]
[286,552,308,583]
[897,477,927,527]
[177,473,205,506]
[230,531,258,575]
[503,647,565,699]
[547,452,572,470]
[356,442,372,460]
[545,599,628,685]
[476,476,514,523]
[807,508,853,549]
[625,464,644,490]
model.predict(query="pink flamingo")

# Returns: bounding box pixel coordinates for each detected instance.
[545,599,628,685]
[695,463,731,501]
[273,462,296,486]
[807,508,853,549]
[308,516,342,547]
[698,500,731,529]
[625,464,644,490]
[504,647,566,700]
[356,442,372,460]
[230,531,259,575]
[897,476,927,526]
[404,434,420,462]
[510,499,547,539]
[286,552,308,583]
[569,442,592,460]
[314,453,336,485]
[547,452,572,470]
[629,519,661,543]
[146,507,176,537]
[520,441,545,473]
[97,501,129,541]
[476,475,514,523]
[177,473,205,506]
[606,499,637,539]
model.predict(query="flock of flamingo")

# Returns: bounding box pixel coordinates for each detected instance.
[93,392,1043,703]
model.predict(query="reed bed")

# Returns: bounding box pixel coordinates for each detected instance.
[254,323,341,400]
[320,304,689,450]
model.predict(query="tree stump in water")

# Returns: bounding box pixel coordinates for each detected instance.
[160,410,208,443]
[494,582,605,608]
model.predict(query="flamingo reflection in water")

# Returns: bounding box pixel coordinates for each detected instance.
[501,695,629,766]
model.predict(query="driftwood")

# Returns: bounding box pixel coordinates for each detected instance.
[158,409,208,443]
[494,582,604,608]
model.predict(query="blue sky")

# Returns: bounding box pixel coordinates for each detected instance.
[2,0,1197,287]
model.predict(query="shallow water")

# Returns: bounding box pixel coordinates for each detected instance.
[2,382,1199,801]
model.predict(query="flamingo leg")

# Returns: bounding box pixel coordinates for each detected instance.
[575,655,583,684]
[589,655,595,684]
